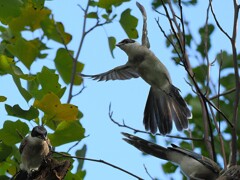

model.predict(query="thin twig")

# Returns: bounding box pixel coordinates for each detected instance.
[143,164,155,180]
[108,103,203,142]
[52,151,144,180]
[209,0,231,40]
[209,88,236,100]
[67,0,110,103]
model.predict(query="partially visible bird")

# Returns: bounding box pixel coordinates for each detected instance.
[122,132,221,179]
[217,165,240,180]
[19,126,51,173]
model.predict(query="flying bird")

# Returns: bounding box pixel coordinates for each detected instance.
[81,2,191,135]
[122,132,221,179]
[19,126,51,173]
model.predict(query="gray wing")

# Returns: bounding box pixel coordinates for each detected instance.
[136,2,150,48]
[170,144,221,174]
[81,64,139,81]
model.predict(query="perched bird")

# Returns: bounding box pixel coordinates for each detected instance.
[19,126,51,173]
[122,132,221,179]
[217,165,240,180]
[81,38,191,135]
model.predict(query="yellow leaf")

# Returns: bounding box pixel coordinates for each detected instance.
[33,93,78,121]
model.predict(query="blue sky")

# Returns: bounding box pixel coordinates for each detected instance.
[0,1,237,179]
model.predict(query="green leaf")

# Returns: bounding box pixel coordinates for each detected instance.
[48,121,85,146]
[197,24,214,57]
[0,143,12,162]
[65,170,86,180]
[76,144,87,171]
[31,66,66,99]
[98,0,130,9]
[0,120,29,146]
[54,48,84,85]
[162,162,178,174]
[192,64,207,85]
[0,0,23,24]
[216,51,240,69]
[6,38,45,69]
[41,19,72,45]
[108,36,116,58]
[119,9,138,39]
[86,12,98,19]
[221,73,235,90]
[5,104,39,120]
[12,75,32,102]
[33,92,78,123]
[0,96,7,102]
[8,5,51,33]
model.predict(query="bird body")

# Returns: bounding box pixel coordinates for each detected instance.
[123,132,221,180]
[20,126,51,173]
[82,39,191,135]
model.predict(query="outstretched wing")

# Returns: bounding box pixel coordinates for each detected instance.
[136,2,150,48]
[81,64,139,81]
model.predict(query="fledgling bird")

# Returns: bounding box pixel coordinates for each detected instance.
[81,38,191,135]
[122,132,221,179]
[19,126,51,173]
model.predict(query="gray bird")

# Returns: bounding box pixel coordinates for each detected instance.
[19,126,51,173]
[81,38,191,134]
[217,166,240,180]
[122,132,221,180]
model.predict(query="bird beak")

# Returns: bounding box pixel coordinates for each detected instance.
[116,42,122,47]
[40,135,47,141]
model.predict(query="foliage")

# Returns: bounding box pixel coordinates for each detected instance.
[0,0,239,179]
[0,0,139,179]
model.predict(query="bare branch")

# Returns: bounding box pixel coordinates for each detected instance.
[209,88,236,100]
[143,164,155,180]
[52,151,144,180]
[108,103,203,142]
[209,0,231,40]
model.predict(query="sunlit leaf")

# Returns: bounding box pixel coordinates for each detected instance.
[33,92,78,122]
[5,104,39,120]
[0,120,29,146]
[48,121,85,146]
[119,9,138,39]
[54,48,84,85]
[9,5,51,33]
[0,55,14,74]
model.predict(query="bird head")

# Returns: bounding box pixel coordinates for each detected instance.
[116,39,141,56]
[31,126,47,141]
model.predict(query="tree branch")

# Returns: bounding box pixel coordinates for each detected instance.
[52,151,144,180]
